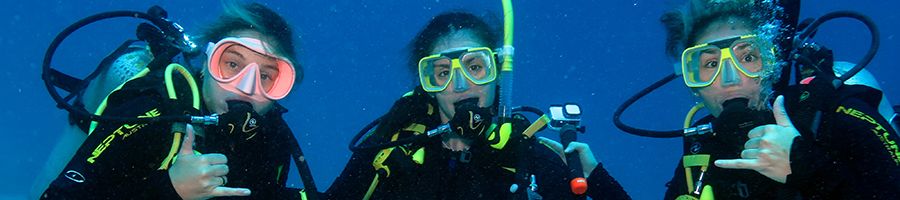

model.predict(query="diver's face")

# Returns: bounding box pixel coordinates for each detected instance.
[694,21,763,117]
[429,30,497,123]
[203,30,281,115]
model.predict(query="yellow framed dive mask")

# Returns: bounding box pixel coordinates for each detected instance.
[418,47,498,92]
[681,34,775,88]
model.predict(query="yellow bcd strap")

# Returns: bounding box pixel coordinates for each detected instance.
[682,154,710,193]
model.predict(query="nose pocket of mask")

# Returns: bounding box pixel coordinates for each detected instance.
[720,61,740,86]
[453,69,468,91]
[235,64,260,95]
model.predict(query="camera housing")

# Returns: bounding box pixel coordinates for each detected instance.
[549,103,581,129]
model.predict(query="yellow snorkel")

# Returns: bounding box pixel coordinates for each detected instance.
[498,0,515,118]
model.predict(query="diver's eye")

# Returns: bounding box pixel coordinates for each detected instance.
[703,61,719,68]
[742,54,757,63]
[437,70,451,78]
[468,64,483,72]
[260,73,272,81]
[227,61,239,69]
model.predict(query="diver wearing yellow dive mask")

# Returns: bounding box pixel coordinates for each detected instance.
[681,34,774,88]
[418,47,498,92]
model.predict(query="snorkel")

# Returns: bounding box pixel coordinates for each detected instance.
[498,0,515,119]
[498,1,545,198]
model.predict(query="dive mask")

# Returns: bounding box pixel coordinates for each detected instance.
[418,47,498,92]
[207,37,295,101]
[681,34,774,88]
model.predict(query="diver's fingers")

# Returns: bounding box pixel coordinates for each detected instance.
[203,153,228,165]
[209,186,251,197]
[772,95,794,128]
[741,149,760,159]
[748,125,767,139]
[178,124,195,155]
[564,142,589,154]
[538,137,564,151]
[537,137,566,163]
[714,159,761,170]
[208,164,229,177]
[209,175,225,186]
[745,137,761,149]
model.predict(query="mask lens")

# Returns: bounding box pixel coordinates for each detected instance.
[216,44,248,80]
[683,46,722,86]
[460,50,495,84]
[420,57,453,92]
[730,40,764,77]
[208,38,296,100]
[418,47,497,92]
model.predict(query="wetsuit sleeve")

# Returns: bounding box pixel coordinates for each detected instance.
[586,163,631,200]
[663,160,687,200]
[320,151,379,199]
[782,133,835,197]
[785,97,900,199]
[42,91,182,199]
[226,118,296,199]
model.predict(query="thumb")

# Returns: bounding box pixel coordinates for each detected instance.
[178,123,195,155]
[773,95,793,128]
[564,144,576,154]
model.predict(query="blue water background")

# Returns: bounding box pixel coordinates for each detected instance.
[1,1,897,199]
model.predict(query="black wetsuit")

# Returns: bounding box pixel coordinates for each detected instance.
[664,84,900,199]
[42,72,298,199]
[320,88,630,200]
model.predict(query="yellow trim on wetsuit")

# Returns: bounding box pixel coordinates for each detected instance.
[88,63,201,134]
[89,68,151,134]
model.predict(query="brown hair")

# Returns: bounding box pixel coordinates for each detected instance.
[660,0,766,59]
[200,1,302,83]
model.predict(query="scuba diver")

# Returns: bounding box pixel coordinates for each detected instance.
[605,0,899,199]
[322,11,630,200]
[41,2,313,199]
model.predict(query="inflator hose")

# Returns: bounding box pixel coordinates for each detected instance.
[612,73,683,138]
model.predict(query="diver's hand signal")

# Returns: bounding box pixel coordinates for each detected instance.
[715,95,800,183]
[538,137,598,178]
[169,123,251,200]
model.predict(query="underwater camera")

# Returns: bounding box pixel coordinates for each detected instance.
[548,103,583,130]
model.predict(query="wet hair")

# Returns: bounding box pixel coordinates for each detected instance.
[200,1,302,82]
[408,12,500,75]
[660,0,766,59]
